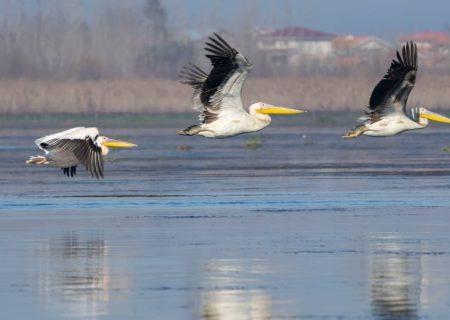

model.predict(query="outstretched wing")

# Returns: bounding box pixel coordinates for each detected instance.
[368,42,418,117]
[180,33,253,124]
[37,127,104,179]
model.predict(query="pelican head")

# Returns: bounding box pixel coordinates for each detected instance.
[413,107,450,127]
[249,102,305,122]
[96,136,137,156]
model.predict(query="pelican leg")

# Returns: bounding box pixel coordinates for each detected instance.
[62,166,77,177]
[342,126,367,139]
[62,168,70,176]
[26,155,49,165]
[177,125,205,136]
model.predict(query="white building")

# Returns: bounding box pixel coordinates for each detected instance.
[254,26,336,68]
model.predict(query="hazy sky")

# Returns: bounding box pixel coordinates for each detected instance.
[165,0,450,40]
[4,0,450,41]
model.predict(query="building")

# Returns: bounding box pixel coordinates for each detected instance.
[333,35,393,56]
[253,26,336,69]
[332,35,393,69]
[400,31,450,68]
[400,31,450,50]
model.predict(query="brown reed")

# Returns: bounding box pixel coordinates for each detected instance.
[0,75,449,114]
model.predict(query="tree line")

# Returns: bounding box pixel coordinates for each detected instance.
[0,0,449,81]
[0,0,195,80]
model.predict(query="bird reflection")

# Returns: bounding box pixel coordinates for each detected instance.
[39,231,110,318]
[200,259,272,320]
[370,235,421,320]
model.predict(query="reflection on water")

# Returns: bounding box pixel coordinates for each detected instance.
[39,232,110,318]
[202,290,271,320]
[200,259,272,320]
[370,234,421,320]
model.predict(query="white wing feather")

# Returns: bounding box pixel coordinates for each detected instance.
[35,127,99,150]
[209,69,249,118]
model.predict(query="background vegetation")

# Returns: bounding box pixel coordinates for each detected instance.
[0,0,449,113]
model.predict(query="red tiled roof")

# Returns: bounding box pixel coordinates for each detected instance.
[400,32,450,45]
[265,26,335,40]
[333,36,371,48]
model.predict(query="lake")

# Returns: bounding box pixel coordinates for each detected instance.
[1,122,450,319]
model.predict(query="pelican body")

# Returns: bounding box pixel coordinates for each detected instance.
[344,42,450,138]
[26,127,137,178]
[179,33,305,138]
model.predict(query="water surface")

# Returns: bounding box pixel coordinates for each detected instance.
[1,125,450,319]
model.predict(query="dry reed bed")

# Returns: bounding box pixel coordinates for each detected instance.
[0,76,449,114]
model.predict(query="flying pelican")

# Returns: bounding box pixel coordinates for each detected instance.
[344,41,450,138]
[26,127,137,178]
[178,33,305,138]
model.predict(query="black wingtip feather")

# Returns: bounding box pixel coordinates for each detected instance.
[396,41,417,70]
[204,33,238,61]
[179,63,208,89]
[386,41,418,80]
[212,33,235,53]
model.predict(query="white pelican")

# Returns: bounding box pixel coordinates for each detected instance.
[26,127,137,178]
[178,33,305,138]
[344,42,450,138]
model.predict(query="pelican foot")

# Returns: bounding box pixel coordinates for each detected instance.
[26,155,49,165]
[177,125,203,136]
[342,127,366,139]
